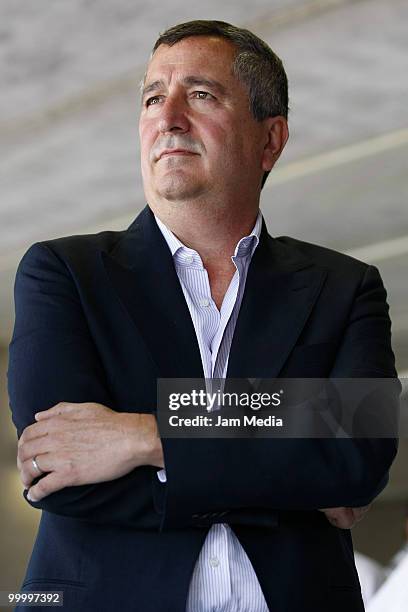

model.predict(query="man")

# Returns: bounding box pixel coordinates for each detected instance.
[8,20,399,612]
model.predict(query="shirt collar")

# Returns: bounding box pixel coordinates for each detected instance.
[154,210,262,263]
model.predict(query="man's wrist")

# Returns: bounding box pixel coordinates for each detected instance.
[122,413,164,468]
[142,414,164,468]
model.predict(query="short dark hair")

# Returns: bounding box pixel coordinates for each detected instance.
[150,20,289,189]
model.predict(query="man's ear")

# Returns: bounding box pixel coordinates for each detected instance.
[261,116,289,172]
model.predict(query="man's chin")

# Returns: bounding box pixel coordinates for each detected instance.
[155,177,205,202]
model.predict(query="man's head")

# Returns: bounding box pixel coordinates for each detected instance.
[139,20,289,210]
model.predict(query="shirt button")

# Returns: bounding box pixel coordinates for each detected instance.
[185,255,194,264]
[199,298,211,307]
[209,556,220,568]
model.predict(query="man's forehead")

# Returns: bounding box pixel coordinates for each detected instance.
[146,36,236,74]
[143,38,237,95]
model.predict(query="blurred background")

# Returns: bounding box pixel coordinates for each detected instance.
[1,0,407,604]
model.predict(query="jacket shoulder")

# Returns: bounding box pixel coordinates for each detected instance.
[44,229,126,256]
[19,229,126,269]
[276,235,370,274]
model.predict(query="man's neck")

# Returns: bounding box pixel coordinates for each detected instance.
[150,202,260,269]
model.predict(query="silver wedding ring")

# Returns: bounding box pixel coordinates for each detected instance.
[32,456,43,475]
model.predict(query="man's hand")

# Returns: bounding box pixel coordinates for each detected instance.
[17,402,164,502]
[319,505,371,529]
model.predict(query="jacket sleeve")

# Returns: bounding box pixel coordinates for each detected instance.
[160,264,401,529]
[8,242,165,530]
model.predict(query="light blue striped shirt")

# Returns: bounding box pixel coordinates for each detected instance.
[154,211,269,612]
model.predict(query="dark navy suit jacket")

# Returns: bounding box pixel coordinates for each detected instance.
[8,205,400,611]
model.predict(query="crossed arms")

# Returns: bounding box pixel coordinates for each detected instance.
[8,242,400,530]
[16,400,370,529]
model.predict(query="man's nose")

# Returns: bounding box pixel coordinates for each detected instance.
[158,95,190,134]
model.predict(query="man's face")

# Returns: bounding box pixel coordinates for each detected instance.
[139,36,271,205]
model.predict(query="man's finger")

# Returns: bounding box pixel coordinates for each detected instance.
[321,507,355,529]
[321,505,371,529]
[20,453,53,488]
[333,509,355,529]
[19,420,54,445]
[18,433,53,465]
[351,505,371,523]
[27,470,71,502]
[35,401,104,421]
[34,401,73,420]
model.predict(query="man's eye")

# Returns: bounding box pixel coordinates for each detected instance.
[145,96,162,106]
[145,92,213,106]
[193,91,213,100]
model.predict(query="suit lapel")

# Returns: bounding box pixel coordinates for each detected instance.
[102,206,327,380]
[227,224,328,378]
[101,206,204,379]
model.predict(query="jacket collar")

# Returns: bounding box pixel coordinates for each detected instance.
[101,205,327,379]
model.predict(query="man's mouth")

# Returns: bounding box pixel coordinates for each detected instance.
[158,149,198,160]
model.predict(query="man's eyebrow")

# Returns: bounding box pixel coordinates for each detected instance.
[182,76,227,95]
[141,79,166,99]
[141,75,228,100]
